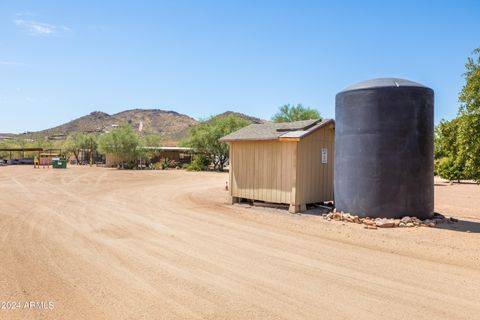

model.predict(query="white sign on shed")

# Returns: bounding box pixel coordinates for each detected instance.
[322,148,328,164]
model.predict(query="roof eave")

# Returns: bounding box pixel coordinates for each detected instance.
[220,137,279,143]
[219,119,335,142]
[279,119,335,139]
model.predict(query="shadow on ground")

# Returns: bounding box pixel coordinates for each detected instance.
[302,208,331,217]
[436,180,480,185]
[234,203,480,234]
[435,218,480,234]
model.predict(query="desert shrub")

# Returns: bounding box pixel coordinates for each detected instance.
[186,161,202,171]
[166,160,178,168]
[152,162,164,170]
[186,154,209,171]
[121,161,137,170]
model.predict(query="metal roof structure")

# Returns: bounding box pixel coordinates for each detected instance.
[142,147,193,151]
[220,119,334,142]
[0,147,43,152]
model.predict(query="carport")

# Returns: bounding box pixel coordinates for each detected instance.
[0,147,43,161]
[0,148,63,164]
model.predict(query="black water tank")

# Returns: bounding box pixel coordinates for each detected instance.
[334,78,434,219]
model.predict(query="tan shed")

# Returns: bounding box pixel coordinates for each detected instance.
[220,119,335,213]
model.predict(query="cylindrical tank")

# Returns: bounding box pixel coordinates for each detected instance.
[334,78,434,219]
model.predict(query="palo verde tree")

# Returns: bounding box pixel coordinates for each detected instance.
[182,114,248,171]
[83,134,98,164]
[272,104,322,123]
[97,123,141,168]
[140,134,162,163]
[63,133,97,164]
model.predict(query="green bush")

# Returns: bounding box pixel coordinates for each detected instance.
[186,162,202,171]
[166,159,178,168]
[436,156,466,182]
[152,162,164,170]
[186,155,209,171]
[122,161,137,170]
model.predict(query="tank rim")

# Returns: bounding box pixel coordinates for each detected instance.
[339,78,431,93]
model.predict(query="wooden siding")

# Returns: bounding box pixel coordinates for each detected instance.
[229,123,335,208]
[230,140,297,204]
[296,123,335,204]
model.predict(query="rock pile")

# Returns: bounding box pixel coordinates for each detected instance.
[322,211,456,229]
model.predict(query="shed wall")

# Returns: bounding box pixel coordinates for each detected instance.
[230,140,297,204]
[296,124,335,204]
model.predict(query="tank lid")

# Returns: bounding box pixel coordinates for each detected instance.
[340,78,429,92]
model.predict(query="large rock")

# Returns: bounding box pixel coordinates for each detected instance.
[375,218,395,228]
[363,219,375,226]
[401,216,412,224]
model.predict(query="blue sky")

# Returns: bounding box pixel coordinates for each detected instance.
[0,0,479,133]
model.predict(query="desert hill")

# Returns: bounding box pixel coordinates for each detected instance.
[15,109,264,143]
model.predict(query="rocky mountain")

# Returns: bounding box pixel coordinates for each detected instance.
[22,109,197,141]
[16,109,264,143]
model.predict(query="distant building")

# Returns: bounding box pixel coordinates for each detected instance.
[48,134,67,140]
[104,146,194,167]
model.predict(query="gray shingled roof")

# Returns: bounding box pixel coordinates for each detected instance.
[220,119,334,142]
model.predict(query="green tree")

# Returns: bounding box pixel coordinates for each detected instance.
[142,134,162,147]
[435,119,461,160]
[63,133,97,164]
[141,134,162,163]
[98,123,140,168]
[435,48,480,182]
[0,140,14,159]
[83,135,98,165]
[272,104,322,123]
[456,48,480,182]
[434,118,467,182]
[182,115,248,171]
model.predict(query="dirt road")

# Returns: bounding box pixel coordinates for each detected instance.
[1,166,479,319]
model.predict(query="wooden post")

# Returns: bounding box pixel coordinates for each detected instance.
[289,204,299,213]
[288,204,306,214]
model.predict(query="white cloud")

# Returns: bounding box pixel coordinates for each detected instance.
[0,60,23,66]
[14,18,70,36]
